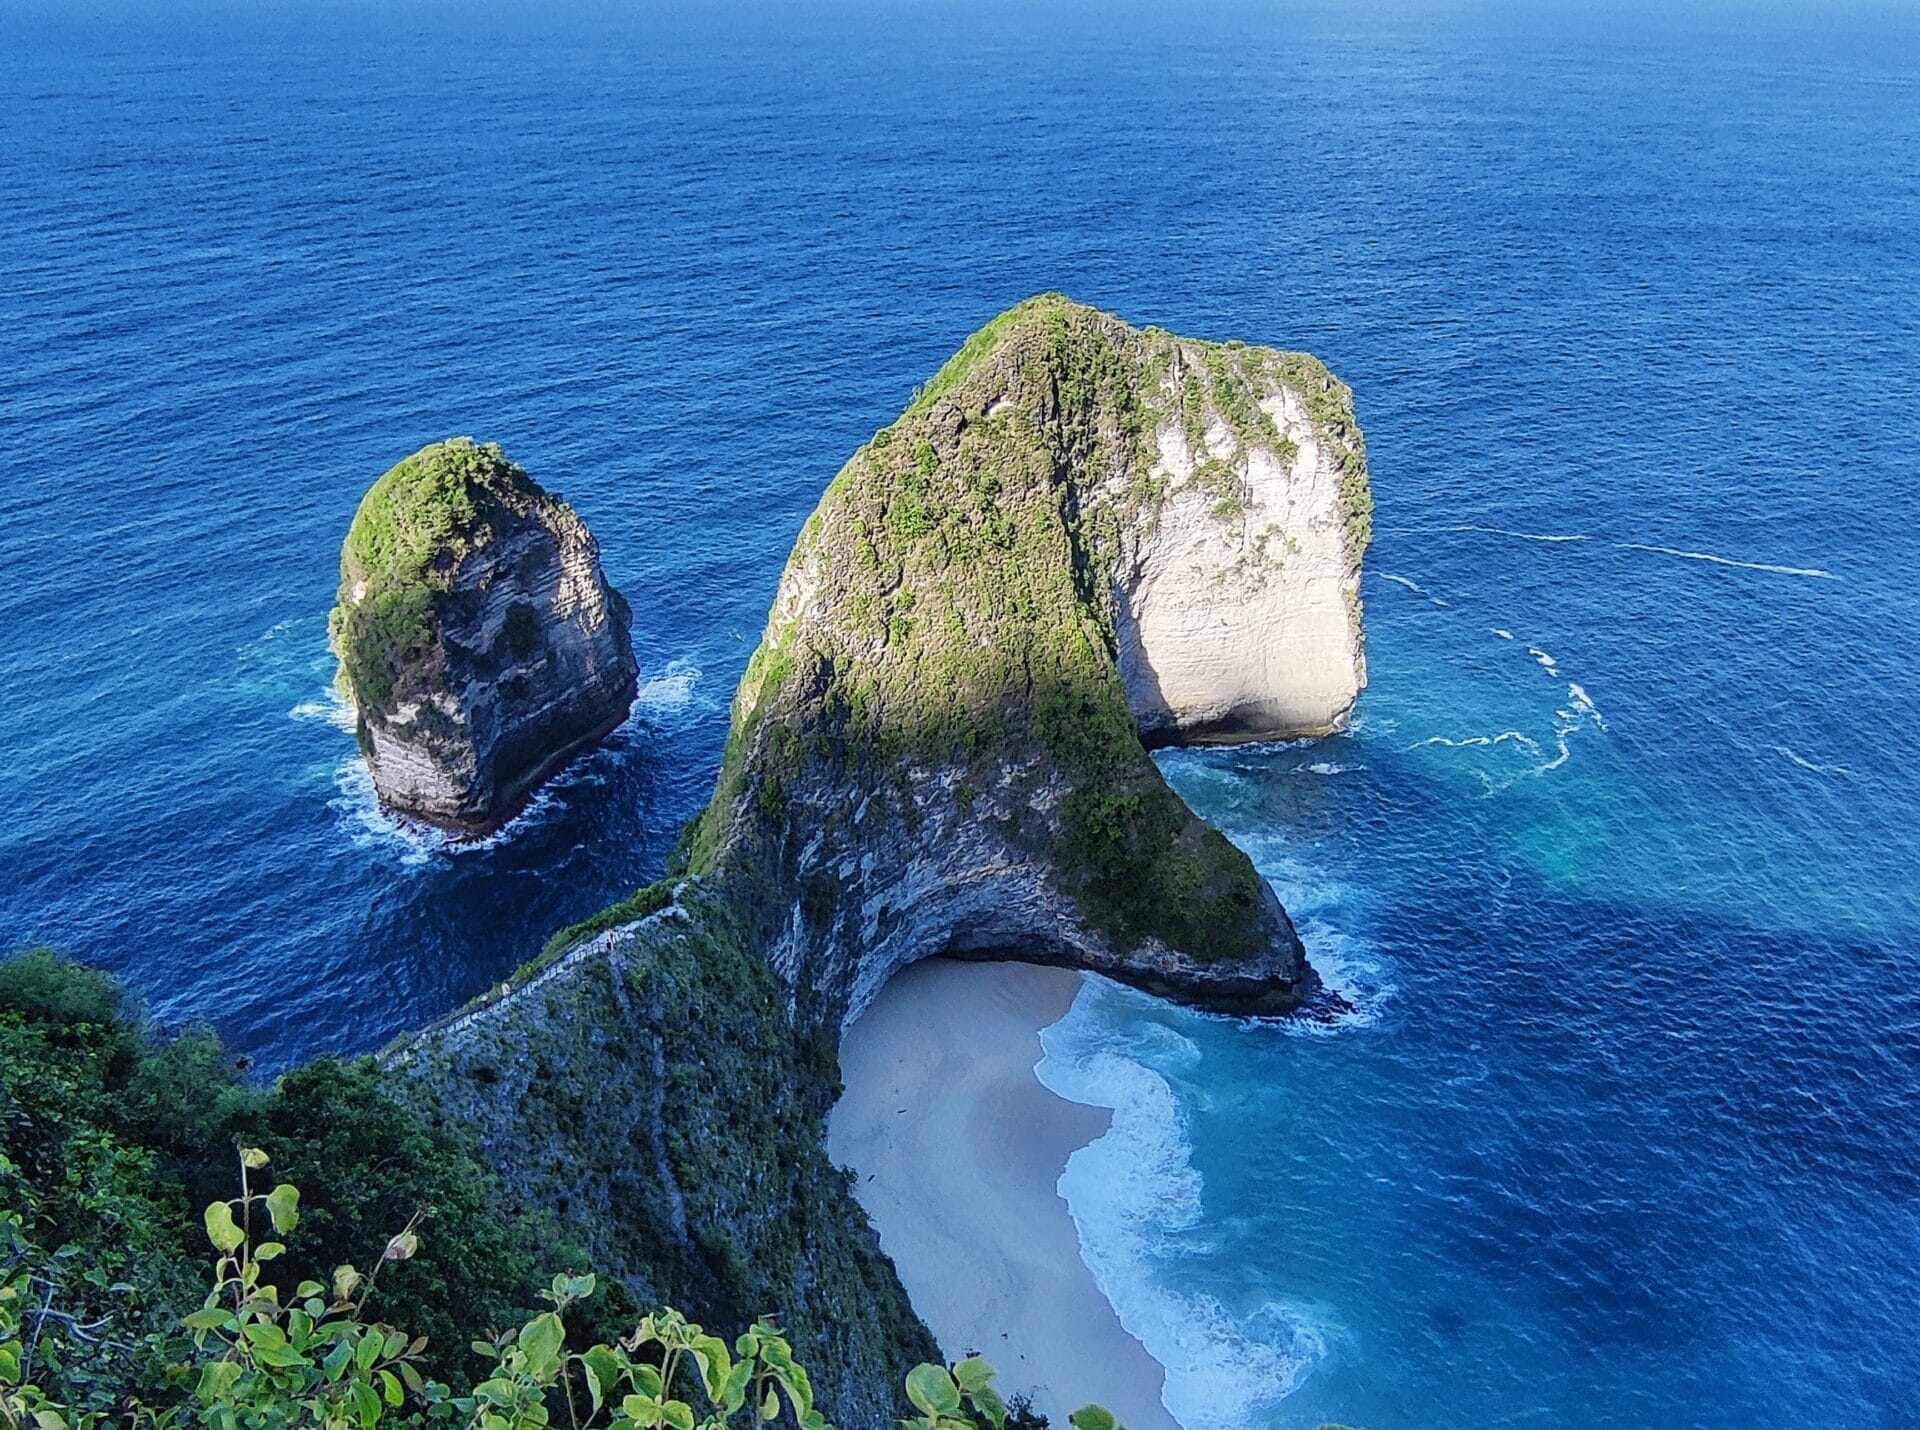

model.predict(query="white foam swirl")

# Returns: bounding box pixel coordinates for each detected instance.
[1771,744,1852,776]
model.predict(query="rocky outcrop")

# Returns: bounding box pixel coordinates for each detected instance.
[329,438,638,835]
[390,297,1371,1426]
[687,294,1369,1021]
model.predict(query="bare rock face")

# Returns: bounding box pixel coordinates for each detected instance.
[329,438,638,834]
[1116,339,1370,744]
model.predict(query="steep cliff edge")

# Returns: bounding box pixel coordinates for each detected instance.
[330,439,639,834]
[389,297,1371,1427]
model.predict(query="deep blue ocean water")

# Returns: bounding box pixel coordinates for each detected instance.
[4,1,1917,1425]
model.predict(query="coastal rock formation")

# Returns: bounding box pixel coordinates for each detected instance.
[693,293,1369,1020]
[329,438,638,834]
[390,297,1371,1426]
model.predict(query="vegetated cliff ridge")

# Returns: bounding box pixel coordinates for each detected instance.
[330,438,638,835]
[390,297,1371,1427]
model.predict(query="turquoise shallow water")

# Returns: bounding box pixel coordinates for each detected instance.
[4,1,1918,1423]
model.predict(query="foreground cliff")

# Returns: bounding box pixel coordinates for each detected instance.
[330,438,639,834]
[391,297,1371,1426]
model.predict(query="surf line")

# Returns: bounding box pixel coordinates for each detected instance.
[1376,571,1452,608]
[1384,525,1836,579]
[1615,543,1835,579]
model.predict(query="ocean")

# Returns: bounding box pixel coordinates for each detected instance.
[3,1,1916,1424]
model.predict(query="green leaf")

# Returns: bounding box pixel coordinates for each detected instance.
[242,1321,289,1352]
[183,1308,235,1332]
[772,1359,815,1414]
[580,1346,621,1411]
[519,1311,566,1374]
[356,1330,383,1371]
[334,1264,363,1303]
[32,1410,67,1430]
[953,1356,995,1393]
[264,1183,300,1235]
[350,1377,383,1429]
[690,1334,732,1399]
[241,1147,271,1170]
[968,1385,1008,1429]
[380,1369,404,1406]
[196,1359,242,1404]
[324,1340,355,1381]
[719,1359,752,1411]
[906,1365,961,1418]
[203,1201,244,1254]
[1069,1408,1119,1430]
[757,1336,796,1374]
[662,1402,695,1430]
[254,1241,285,1262]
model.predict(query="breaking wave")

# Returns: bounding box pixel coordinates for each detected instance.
[1038,985,1330,1430]
[633,658,705,719]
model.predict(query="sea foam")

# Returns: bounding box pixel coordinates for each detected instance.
[1038,984,1328,1430]
[633,658,706,720]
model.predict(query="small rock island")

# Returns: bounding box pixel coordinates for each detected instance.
[329,438,638,834]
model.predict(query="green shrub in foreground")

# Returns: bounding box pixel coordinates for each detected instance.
[0,952,576,1411]
[1,1149,1127,1430]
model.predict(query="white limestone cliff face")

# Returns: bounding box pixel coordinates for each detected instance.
[1114,346,1367,744]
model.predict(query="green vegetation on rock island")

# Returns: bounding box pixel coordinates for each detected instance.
[330,440,538,711]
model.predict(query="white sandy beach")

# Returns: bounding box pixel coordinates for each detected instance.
[828,959,1179,1430]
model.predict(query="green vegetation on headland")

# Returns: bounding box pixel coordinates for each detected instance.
[386,882,941,1428]
[0,951,583,1413]
[0,951,1128,1429]
[328,439,549,709]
